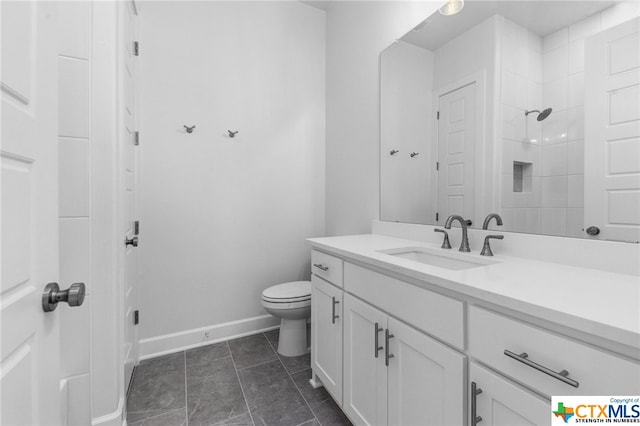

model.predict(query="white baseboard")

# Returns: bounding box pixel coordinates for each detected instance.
[92,396,124,426]
[139,314,281,360]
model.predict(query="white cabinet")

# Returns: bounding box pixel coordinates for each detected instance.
[311,274,343,403]
[470,362,549,426]
[387,317,465,426]
[343,294,388,425]
[343,293,465,426]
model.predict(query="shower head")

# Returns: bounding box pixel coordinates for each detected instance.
[525,108,553,121]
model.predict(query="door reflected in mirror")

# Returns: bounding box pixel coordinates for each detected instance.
[380,1,640,243]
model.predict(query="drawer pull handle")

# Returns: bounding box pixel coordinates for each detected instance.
[504,350,579,388]
[313,263,329,272]
[331,297,340,324]
[374,322,384,358]
[471,381,483,425]
[385,329,395,366]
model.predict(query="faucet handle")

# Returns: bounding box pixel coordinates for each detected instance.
[434,228,452,249]
[480,234,504,256]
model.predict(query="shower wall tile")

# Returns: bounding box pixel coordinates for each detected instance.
[543,28,568,53]
[502,175,514,207]
[542,143,568,177]
[542,78,568,111]
[568,174,584,208]
[542,109,568,145]
[541,208,567,236]
[543,46,568,83]
[567,140,585,175]
[568,39,585,74]
[567,107,585,142]
[541,176,568,208]
[566,208,585,238]
[568,73,585,108]
[502,71,516,107]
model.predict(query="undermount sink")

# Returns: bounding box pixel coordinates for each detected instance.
[378,246,499,271]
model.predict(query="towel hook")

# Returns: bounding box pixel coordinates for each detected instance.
[184,125,196,134]
[410,152,420,158]
[390,149,399,156]
[228,130,239,138]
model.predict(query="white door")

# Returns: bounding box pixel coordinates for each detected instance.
[585,17,640,242]
[343,294,387,426]
[437,83,476,224]
[122,0,140,391]
[387,318,465,426]
[311,275,343,404]
[470,362,548,426]
[1,2,62,425]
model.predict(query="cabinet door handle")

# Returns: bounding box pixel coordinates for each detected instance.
[385,329,395,366]
[504,350,579,388]
[374,322,384,358]
[313,263,329,271]
[331,297,340,324]
[471,381,483,425]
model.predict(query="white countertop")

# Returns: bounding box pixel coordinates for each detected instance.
[307,234,640,350]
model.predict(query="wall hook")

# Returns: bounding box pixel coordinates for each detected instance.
[184,125,196,133]
[410,152,420,158]
[228,130,239,138]
[390,149,399,156]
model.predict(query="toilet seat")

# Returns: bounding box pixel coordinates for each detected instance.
[261,281,311,303]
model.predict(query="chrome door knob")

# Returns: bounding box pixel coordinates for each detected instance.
[42,282,86,312]
[125,236,139,247]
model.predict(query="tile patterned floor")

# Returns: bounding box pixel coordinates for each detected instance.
[127,330,351,426]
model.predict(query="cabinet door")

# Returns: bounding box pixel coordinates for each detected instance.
[387,317,466,426]
[311,275,343,403]
[470,362,549,426]
[344,294,388,426]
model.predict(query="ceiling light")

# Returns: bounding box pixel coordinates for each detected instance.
[439,0,464,16]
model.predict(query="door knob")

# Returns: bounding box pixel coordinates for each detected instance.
[42,282,85,312]
[586,226,600,236]
[125,236,139,247]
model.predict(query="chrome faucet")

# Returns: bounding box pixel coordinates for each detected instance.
[482,213,503,230]
[444,215,470,252]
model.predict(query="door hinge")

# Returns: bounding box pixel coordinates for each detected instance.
[437,111,440,120]
[134,131,139,146]
[134,310,139,325]
[436,212,439,222]
[134,220,140,235]
[436,161,439,171]
[133,41,140,56]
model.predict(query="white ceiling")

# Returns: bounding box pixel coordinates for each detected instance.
[402,0,617,51]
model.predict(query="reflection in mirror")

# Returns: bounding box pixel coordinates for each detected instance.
[380,1,640,242]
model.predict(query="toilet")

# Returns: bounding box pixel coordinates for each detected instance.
[261,281,311,357]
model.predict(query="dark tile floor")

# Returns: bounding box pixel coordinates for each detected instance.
[127,329,351,426]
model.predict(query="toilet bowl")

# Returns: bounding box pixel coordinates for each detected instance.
[261,281,311,357]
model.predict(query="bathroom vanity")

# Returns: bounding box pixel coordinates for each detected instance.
[308,233,640,426]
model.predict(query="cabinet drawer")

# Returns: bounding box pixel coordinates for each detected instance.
[469,306,640,397]
[311,250,343,288]
[344,263,464,349]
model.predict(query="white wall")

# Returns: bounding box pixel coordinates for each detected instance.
[138,1,325,356]
[380,41,434,224]
[325,1,440,235]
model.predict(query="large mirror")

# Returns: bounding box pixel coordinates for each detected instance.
[380,0,640,242]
